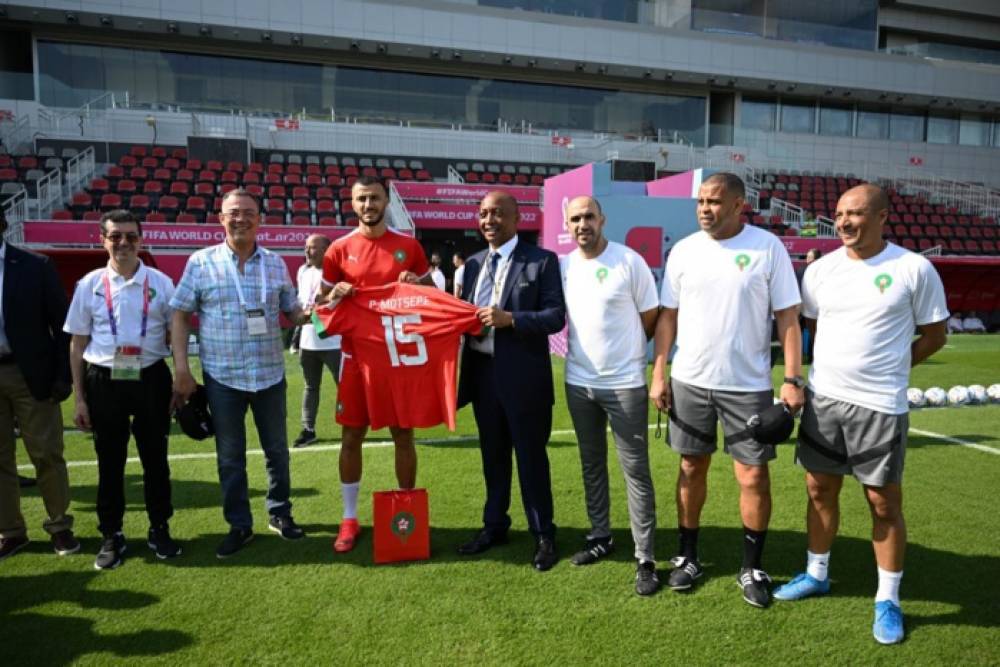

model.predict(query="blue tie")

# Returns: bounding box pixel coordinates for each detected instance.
[475,252,500,307]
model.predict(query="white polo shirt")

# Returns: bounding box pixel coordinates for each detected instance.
[64,260,175,368]
[802,243,949,414]
[660,224,801,392]
[297,263,340,351]
[561,241,659,389]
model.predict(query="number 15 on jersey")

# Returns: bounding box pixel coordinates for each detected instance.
[381,314,428,367]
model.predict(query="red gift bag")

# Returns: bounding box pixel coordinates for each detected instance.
[373,488,430,564]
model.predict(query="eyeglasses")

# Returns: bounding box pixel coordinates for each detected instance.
[222,209,259,219]
[103,232,140,243]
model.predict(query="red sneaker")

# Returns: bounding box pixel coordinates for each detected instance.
[333,518,361,553]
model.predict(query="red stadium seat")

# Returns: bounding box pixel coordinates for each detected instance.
[283,174,302,186]
[247,162,264,173]
[207,213,221,225]
[264,214,284,226]
[286,164,302,176]
[153,168,172,182]
[291,215,312,226]
[129,146,148,158]
[157,195,180,219]
[145,211,166,223]
[245,184,265,198]
[194,182,215,197]
[82,210,103,222]
[324,165,341,176]
[185,159,202,171]
[398,169,414,181]
[100,193,123,210]
[465,172,480,183]
[88,178,110,194]
[129,167,148,182]
[965,240,981,254]
[51,210,73,221]
[317,216,338,227]
[267,185,287,200]
[901,238,916,251]
[361,167,378,178]
[306,174,323,188]
[151,146,167,159]
[171,148,187,160]
[143,180,163,195]
[243,172,261,185]
[206,160,224,172]
[291,186,310,200]
[325,174,343,187]
[315,187,334,201]
[416,169,432,181]
[176,213,197,224]
[949,239,964,254]
[119,155,136,168]
[141,157,159,169]
[116,180,137,195]
[316,200,336,216]
[175,169,194,183]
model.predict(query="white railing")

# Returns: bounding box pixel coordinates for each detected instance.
[447,165,465,183]
[2,189,28,228]
[744,185,760,211]
[1,115,32,153]
[36,91,125,135]
[387,180,415,232]
[920,245,943,256]
[65,146,96,194]
[3,219,24,245]
[882,173,1000,221]
[816,216,837,237]
[768,197,806,228]
[34,167,63,219]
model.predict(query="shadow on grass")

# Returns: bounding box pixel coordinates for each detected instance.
[417,437,579,450]
[139,523,999,629]
[2,571,192,665]
[60,474,322,514]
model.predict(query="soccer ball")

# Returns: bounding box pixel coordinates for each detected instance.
[947,385,970,406]
[924,387,947,407]
[967,385,987,404]
[906,388,926,408]
[988,384,1000,403]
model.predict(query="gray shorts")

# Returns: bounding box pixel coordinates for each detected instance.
[795,390,907,487]
[669,378,776,465]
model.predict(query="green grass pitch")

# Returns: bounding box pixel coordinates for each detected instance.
[5,335,1000,665]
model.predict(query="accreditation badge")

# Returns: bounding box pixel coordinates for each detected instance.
[246,308,268,336]
[111,345,142,381]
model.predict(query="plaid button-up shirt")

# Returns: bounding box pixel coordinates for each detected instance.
[171,242,297,392]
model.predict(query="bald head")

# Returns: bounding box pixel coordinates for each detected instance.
[479,190,520,249]
[840,183,889,214]
[304,233,332,268]
[567,195,603,216]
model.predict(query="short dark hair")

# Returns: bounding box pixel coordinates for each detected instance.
[220,187,262,212]
[100,209,142,235]
[352,175,388,194]
[806,248,823,261]
[702,172,746,200]
[453,250,465,261]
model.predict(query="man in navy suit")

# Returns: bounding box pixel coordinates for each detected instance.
[0,208,79,561]
[456,191,566,571]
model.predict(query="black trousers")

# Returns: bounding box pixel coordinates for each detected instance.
[467,351,555,540]
[85,359,173,536]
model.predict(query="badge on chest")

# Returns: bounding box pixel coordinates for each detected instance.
[246,308,268,336]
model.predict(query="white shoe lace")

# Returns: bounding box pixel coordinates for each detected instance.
[741,569,771,586]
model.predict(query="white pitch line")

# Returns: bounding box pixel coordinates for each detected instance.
[909,427,1000,456]
[21,424,997,471]
[16,426,599,471]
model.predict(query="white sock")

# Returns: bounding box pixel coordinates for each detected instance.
[341,482,360,520]
[875,567,903,605]
[806,550,830,581]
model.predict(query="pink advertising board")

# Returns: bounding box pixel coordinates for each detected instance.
[24,222,351,248]
[393,182,540,203]
[406,203,540,230]
[541,164,593,255]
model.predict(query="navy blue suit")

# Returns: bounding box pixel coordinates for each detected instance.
[457,240,565,538]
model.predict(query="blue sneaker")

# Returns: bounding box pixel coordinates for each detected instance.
[773,572,831,601]
[873,600,905,645]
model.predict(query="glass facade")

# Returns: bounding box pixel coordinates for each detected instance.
[36,40,706,144]
[819,103,853,137]
[780,101,815,134]
[926,113,959,145]
[692,0,878,51]
[741,97,776,131]
[479,0,640,23]
[0,28,34,101]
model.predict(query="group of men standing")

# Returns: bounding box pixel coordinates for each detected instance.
[0,171,948,645]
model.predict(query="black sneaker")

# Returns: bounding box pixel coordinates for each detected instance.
[94,533,126,570]
[738,567,773,608]
[216,528,254,559]
[293,429,317,448]
[668,556,704,590]
[147,525,182,559]
[268,515,305,540]
[570,537,614,566]
[635,560,660,596]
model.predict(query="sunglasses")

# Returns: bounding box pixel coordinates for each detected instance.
[103,232,141,243]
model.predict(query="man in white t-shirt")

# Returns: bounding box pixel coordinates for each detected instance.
[649,172,805,609]
[452,251,466,298]
[962,313,986,333]
[429,252,446,291]
[293,234,341,448]
[946,312,964,334]
[774,184,948,646]
[560,196,660,596]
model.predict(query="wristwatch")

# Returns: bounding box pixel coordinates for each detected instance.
[783,375,806,388]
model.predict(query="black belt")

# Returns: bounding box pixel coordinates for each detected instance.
[86,358,168,378]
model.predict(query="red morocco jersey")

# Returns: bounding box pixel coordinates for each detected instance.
[321,227,430,289]
[312,283,483,430]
